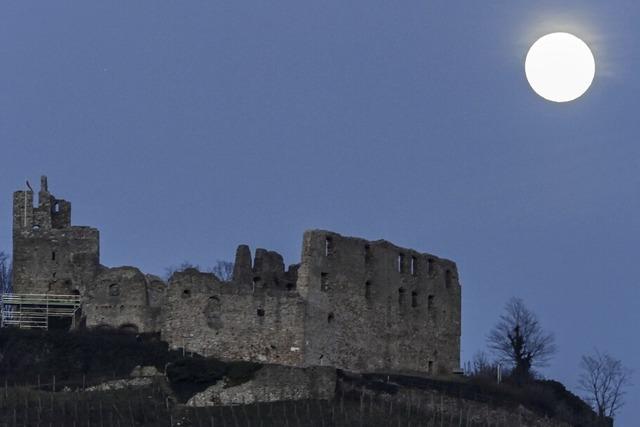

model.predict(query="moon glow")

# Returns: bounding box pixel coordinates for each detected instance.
[525,33,595,103]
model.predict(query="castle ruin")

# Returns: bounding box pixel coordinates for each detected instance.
[9,176,461,375]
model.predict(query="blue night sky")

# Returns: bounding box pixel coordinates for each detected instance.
[1,2,638,424]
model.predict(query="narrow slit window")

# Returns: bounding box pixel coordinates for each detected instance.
[410,256,417,276]
[51,251,56,261]
[397,253,404,273]
[428,360,434,374]
[325,236,334,257]
[428,295,434,310]
[365,281,371,299]
[327,312,334,323]
[411,291,418,308]
[364,244,371,263]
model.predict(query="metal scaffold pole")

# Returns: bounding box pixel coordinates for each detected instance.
[0,293,81,330]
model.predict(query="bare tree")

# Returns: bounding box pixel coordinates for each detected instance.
[487,297,556,381]
[0,251,11,294]
[469,351,498,378]
[578,349,632,420]
[164,260,234,282]
[164,261,200,281]
[210,260,234,282]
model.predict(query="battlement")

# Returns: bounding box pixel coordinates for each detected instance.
[9,177,461,375]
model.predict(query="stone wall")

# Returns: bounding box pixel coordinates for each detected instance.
[83,267,164,333]
[298,230,461,374]
[161,267,306,366]
[232,244,299,291]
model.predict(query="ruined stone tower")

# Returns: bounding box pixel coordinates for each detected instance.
[9,177,462,375]
[12,176,100,295]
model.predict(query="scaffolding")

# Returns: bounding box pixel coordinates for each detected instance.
[0,293,81,330]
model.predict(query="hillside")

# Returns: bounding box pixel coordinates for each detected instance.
[0,329,607,426]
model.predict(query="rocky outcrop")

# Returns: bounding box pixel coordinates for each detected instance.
[186,365,336,407]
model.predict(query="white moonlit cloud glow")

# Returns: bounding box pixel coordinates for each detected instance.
[525,32,596,103]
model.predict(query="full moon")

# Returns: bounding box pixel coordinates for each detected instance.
[525,32,595,103]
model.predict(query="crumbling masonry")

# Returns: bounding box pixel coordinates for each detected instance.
[10,177,461,374]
